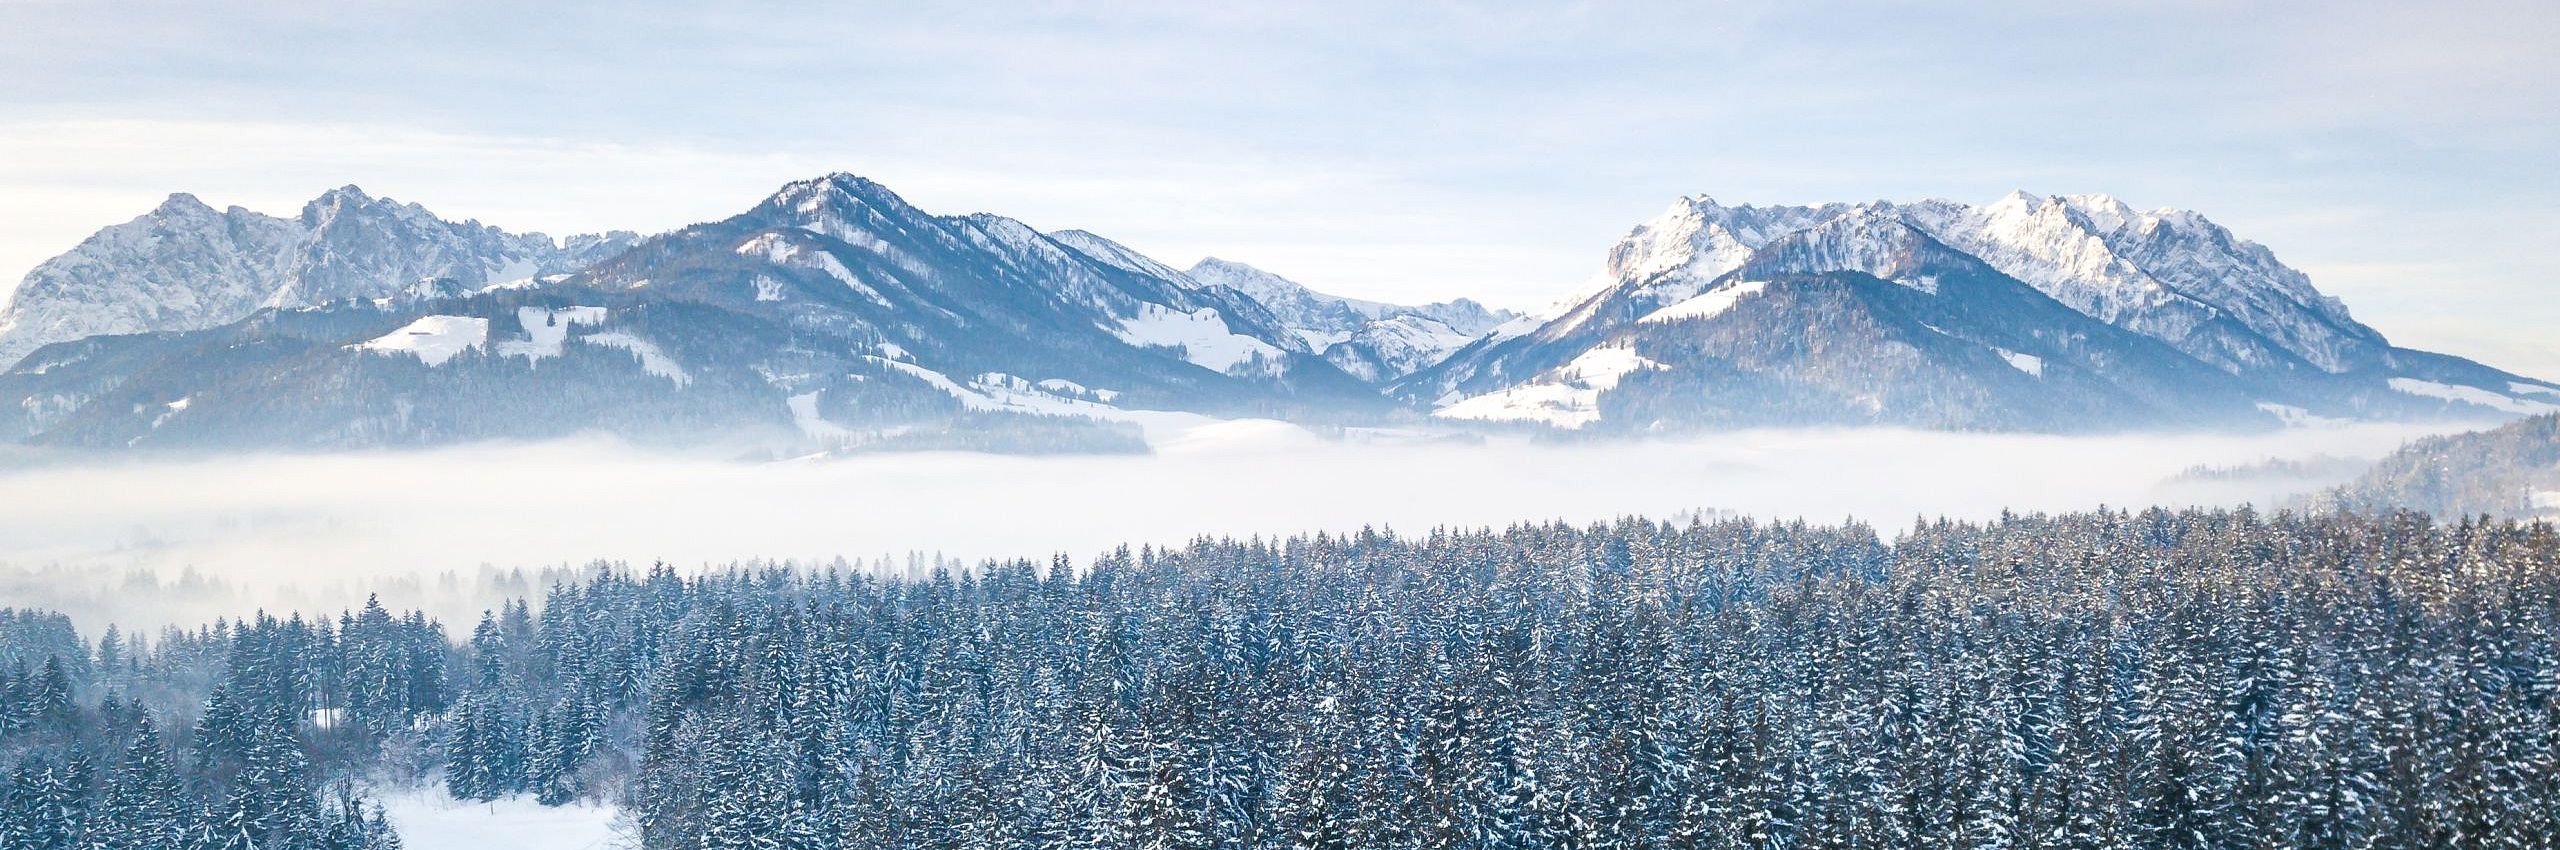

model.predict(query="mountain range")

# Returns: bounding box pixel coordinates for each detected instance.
[0,176,2550,453]
[1401,192,2557,431]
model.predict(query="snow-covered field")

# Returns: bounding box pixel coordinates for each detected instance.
[1111,302,1283,371]
[347,315,489,366]
[1435,344,1663,427]
[371,789,620,850]
[2388,377,2560,415]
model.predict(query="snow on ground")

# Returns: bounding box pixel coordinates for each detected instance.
[807,251,890,307]
[1434,344,1664,428]
[837,357,1231,444]
[371,788,620,850]
[1110,303,1283,372]
[872,359,1119,419]
[348,316,489,366]
[496,307,609,360]
[806,359,1141,438]
[1639,279,1768,325]
[740,233,890,306]
[1994,348,2045,377]
[2254,402,2348,427]
[788,392,857,441]
[483,256,541,288]
[580,332,689,385]
[2387,378,2560,415]
[1346,316,1478,374]
[1294,328,1350,349]
[2513,382,2560,400]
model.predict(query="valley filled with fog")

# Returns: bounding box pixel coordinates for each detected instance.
[0,418,2460,631]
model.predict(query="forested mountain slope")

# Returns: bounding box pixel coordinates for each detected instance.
[4,508,2558,848]
[2320,413,2560,519]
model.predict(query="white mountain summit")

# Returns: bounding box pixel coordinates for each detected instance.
[0,186,638,366]
[1401,190,2555,430]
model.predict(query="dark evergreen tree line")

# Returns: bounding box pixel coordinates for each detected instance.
[4,507,2557,849]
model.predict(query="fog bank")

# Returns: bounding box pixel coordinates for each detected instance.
[0,419,2461,629]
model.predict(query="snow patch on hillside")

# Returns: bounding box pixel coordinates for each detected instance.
[1111,303,1283,372]
[1640,280,1768,325]
[740,233,889,306]
[788,392,856,441]
[1435,345,1662,428]
[348,316,489,366]
[2254,402,2347,427]
[581,332,689,385]
[868,358,1122,421]
[496,306,607,360]
[371,789,619,850]
[1994,348,2045,377]
[2387,378,2560,415]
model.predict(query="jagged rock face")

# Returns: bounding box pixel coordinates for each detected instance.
[1417,214,2268,431]
[1402,192,2558,431]
[1433,191,2391,394]
[1182,257,1512,382]
[0,186,638,367]
[1901,192,2386,375]
[0,194,300,367]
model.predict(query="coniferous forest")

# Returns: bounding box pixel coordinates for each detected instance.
[3,508,2558,849]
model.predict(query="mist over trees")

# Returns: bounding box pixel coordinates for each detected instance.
[4,508,2557,849]
[2322,412,2560,519]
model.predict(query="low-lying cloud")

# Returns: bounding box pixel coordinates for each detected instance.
[0,419,2461,631]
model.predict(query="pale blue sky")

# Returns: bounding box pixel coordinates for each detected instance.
[2,1,2553,375]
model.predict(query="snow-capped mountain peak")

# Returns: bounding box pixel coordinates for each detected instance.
[0,187,642,367]
[1400,188,2551,431]
[1179,258,1514,382]
[1049,230,1193,283]
[1744,208,1955,284]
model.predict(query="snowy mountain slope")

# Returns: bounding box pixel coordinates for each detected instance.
[0,173,1385,452]
[1404,191,2558,430]
[1181,258,1512,382]
[567,174,1383,414]
[0,186,639,367]
[1897,192,2388,376]
[1427,214,2270,431]
[8,177,2551,448]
